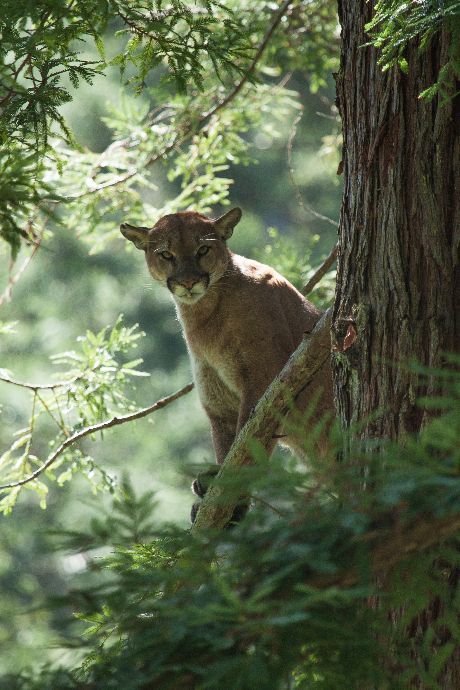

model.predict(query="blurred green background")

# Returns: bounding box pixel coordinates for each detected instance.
[0,38,341,673]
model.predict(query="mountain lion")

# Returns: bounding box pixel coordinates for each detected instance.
[120,208,333,468]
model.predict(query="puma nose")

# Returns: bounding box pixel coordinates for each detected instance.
[180,277,200,290]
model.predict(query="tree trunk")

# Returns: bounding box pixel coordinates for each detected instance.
[334,2,460,439]
[333,2,460,686]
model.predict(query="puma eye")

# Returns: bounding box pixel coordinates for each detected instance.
[197,245,210,257]
[160,250,174,260]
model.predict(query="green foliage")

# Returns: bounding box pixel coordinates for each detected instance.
[2,0,253,254]
[0,0,105,152]
[2,366,459,689]
[0,0,340,256]
[0,148,56,259]
[366,0,460,101]
[0,316,147,513]
[1,1,459,685]
[111,0,253,94]
[59,81,303,253]
[51,474,159,552]
[0,0,252,150]
[264,0,340,92]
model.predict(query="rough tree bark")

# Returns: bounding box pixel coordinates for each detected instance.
[333,2,460,437]
[333,2,460,687]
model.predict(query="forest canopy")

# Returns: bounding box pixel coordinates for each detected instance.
[0,1,459,688]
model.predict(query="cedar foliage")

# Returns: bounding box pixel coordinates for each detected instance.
[366,0,460,101]
[0,0,337,256]
[3,364,460,689]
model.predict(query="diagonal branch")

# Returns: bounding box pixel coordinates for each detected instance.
[0,233,42,308]
[201,0,295,122]
[302,243,338,296]
[0,383,194,491]
[192,307,333,531]
[287,109,339,229]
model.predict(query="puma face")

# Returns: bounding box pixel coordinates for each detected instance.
[120,208,242,305]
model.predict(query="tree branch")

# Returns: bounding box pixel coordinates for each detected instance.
[192,307,333,531]
[0,372,81,392]
[201,0,295,122]
[116,8,177,37]
[68,0,295,200]
[0,227,42,307]
[287,108,339,229]
[0,383,194,491]
[301,243,338,296]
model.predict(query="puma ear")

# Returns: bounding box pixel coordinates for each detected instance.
[214,207,242,240]
[120,223,150,250]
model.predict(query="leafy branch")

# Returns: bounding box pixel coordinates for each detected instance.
[67,0,297,202]
[200,0,295,121]
[57,79,300,255]
[310,511,460,591]
[0,316,167,512]
[366,0,460,101]
[111,0,254,94]
[1,0,340,256]
[0,382,193,493]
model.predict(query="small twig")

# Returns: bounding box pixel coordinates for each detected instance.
[19,391,37,476]
[0,6,54,108]
[0,373,83,392]
[301,243,338,297]
[36,391,69,436]
[315,110,339,121]
[0,232,42,308]
[116,8,177,38]
[75,169,139,196]
[53,390,69,437]
[287,110,339,229]
[0,357,110,392]
[0,383,194,491]
[0,54,32,107]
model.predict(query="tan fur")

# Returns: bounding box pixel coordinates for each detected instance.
[120,208,333,464]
